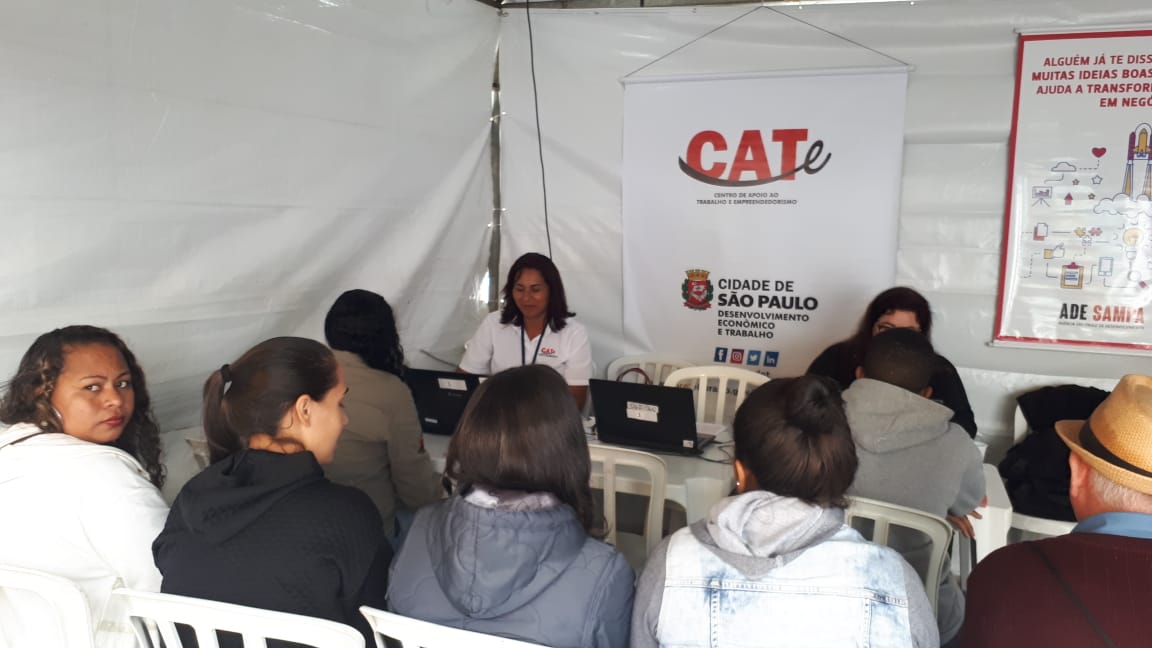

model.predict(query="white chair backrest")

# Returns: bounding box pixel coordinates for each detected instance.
[844,497,952,614]
[606,354,692,385]
[664,365,769,424]
[113,589,364,648]
[588,444,667,566]
[359,606,547,648]
[0,565,94,648]
[1013,404,1029,446]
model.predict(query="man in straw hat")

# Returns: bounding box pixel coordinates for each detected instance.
[961,374,1152,646]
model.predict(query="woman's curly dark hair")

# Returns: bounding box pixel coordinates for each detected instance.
[324,289,406,378]
[0,325,165,488]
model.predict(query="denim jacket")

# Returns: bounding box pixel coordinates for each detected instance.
[631,491,938,648]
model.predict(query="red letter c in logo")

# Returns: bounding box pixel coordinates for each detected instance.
[685,131,727,179]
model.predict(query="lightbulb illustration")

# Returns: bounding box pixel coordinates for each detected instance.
[1123,227,1143,260]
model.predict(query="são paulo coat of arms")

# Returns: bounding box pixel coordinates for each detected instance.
[682,269,713,310]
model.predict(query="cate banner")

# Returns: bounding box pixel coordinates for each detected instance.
[622,70,907,377]
[996,30,1152,352]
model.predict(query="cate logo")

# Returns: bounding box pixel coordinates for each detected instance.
[540,347,557,357]
[746,350,762,366]
[679,129,831,187]
[682,268,714,310]
[714,347,729,362]
[730,349,745,365]
[763,352,780,368]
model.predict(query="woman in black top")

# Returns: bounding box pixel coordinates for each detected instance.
[154,337,391,645]
[806,286,977,437]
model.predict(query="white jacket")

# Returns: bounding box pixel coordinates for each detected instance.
[0,423,169,648]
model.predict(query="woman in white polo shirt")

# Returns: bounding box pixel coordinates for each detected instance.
[459,252,592,408]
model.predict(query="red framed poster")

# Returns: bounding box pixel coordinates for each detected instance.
[996,29,1152,352]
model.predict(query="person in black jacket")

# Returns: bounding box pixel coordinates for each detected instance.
[153,337,391,646]
[806,286,978,438]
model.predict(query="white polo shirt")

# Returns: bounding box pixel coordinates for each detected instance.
[459,311,592,386]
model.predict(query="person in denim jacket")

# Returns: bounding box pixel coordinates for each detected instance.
[631,375,938,648]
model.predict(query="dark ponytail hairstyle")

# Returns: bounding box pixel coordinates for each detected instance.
[324,289,406,378]
[0,325,165,488]
[732,375,857,508]
[203,337,339,464]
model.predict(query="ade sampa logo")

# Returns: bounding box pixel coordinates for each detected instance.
[678,128,831,187]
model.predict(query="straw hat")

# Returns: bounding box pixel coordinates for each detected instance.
[1055,374,1152,495]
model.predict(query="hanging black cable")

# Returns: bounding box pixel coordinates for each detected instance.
[524,1,553,258]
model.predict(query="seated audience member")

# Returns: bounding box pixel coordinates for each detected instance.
[458,252,593,409]
[323,289,442,541]
[388,365,633,648]
[807,286,977,437]
[153,337,390,645]
[962,374,1152,647]
[842,327,984,647]
[632,375,937,648]
[0,325,169,648]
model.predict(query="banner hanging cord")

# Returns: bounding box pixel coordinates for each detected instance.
[767,7,909,68]
[623,6,764,80]
[623,4,910,81]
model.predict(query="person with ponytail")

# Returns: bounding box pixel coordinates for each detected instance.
[631,375,938,648]
[0,325,169,648]
[323,289,442,540]
[153,337,391,645]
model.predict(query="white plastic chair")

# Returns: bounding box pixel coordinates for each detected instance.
[359,606,547,647]
[664,365,769,424]
[605,354,692,385]
[589,444,668,569]
[1007,405,1077,538]
[113,588,364,647]
[0,564,95,648]
[845,497,953,614]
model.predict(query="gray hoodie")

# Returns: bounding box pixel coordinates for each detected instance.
[844,378,984,520]
[844,377,985,644]
[631,492,938,648]
[387,494,635,648]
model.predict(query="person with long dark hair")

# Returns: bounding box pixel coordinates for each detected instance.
[153,337,390,645]
[0,325,168,648]
[806,286,977,437]
[324,289,442,539]
[388,365,634,647]
[458,252,593,408]
[632,376,937,648]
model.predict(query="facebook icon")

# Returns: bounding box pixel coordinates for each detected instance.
[713,347,728,363]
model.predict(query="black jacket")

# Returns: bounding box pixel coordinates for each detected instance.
[154,449,391,646]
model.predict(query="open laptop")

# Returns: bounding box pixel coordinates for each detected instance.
[589,379,720,455]
[405,369,483,435]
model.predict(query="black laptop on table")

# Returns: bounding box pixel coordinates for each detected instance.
[588,379,718,455]
[405,369,483,435]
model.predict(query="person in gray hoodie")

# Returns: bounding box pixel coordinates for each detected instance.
[632,375,938,648]
[843,327,985,646]
[387,365,634,648]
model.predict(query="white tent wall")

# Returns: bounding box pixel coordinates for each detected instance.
[498,2,1150,457]
[0,1,499,431]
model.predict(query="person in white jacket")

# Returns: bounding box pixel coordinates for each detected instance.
[0,325,169,648]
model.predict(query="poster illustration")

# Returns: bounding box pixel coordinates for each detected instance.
[996,30,1152,351]
[622,70,907,376]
